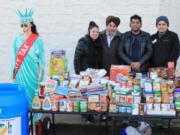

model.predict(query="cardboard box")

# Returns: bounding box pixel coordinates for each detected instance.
[45,80,57,94]
[101,103,108,112]
[50,58,68,75]
[51,49,65,59]
[109,104,117,113]
[146,110,176,116]
[110,65,131,83]
[100,94,107,102]
[168,62,175,69]
[88,102,101,112]
[88,95,99,103]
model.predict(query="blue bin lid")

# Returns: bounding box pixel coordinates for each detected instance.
[0,83,28,118]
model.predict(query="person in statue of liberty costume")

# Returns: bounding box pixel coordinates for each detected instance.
[10,8,45,131]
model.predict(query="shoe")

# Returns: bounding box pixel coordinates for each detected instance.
[153,118,162,127]
[102,115,107,121]
[82,115,91,125]
[121,119,130,127]
[89,115,97,123]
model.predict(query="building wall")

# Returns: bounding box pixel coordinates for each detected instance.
[0,0,180,123]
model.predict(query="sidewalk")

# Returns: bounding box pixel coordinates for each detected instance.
[47,124,180,135]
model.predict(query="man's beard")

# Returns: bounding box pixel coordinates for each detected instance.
[107,30,117,36]
[132,28,140,33]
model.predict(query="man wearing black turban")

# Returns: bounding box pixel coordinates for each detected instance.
[100,16,122,76]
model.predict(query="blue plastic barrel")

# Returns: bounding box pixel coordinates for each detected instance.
[0,83,28,135]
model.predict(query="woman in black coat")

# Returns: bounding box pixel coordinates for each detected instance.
[74,21,102,123]
[74,21,102,74]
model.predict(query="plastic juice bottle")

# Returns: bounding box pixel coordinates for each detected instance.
[43,92,51,110]
[110,93,116,104]
[32,89,41,110]
[107,85,113,99]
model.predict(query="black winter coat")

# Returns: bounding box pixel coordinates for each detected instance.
[118,31,152,73]
[74,34,102,74]
[99,30,122,76]
[151,30,180,68]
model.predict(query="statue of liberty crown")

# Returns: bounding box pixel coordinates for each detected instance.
[16,8,34,23]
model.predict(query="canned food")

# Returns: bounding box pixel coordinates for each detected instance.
[161,104,168,111]
[101,103,108,112]
[116,105,119,112]
[175,100,180,104]
[160,81,168,92]
[169,93,174,103]
[140,78,146,89]
[59,99,67,112]
[132,104,139,115]
[153,79,161,91]
[169,104,175,111]
[115,94,120,103]
[67,100,73,112]
[120,95,127,103]
[127,95,133,104]
[168,69,175,79]
[136,73,142,79]
[154,91,161,104]
[133,96,141,104]
[119,81,126,88]
[175,77,180,88]
[162,92,169,104]
[167,80,174,93]
[174,90,180,100]
[59,78,64,87]
[119,106,126,113]
[150,72,158,80]
[73,101,80,112]
[132,87,141,96]
[133,79,140,86]
[154,103,160,111]
[145,80,153,92]
[39,82,46,97]
[109,104,117,113]
[80,100,87,112]
[127,81,133,89]
[64,71,70,80]
[146,103,154,111]
[126,107,132,113]
[51,99,59,111]
[146,92,154,103]
[160,68,168,79]
[139,104,145,115]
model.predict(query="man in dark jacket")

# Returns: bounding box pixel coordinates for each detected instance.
[151,16,180,68]
[118,14,152,74]
[100,16,121,75]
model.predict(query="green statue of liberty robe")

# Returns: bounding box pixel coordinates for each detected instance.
[10,34,45,122]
